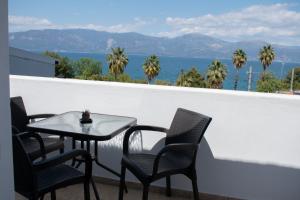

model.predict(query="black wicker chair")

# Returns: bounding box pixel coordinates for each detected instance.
[10,96,64,160]
[13,134,92,200]
[119,108,212,200]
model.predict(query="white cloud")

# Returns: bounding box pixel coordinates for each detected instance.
[9,4,300,45]
[9,15,150,33]
[63,17,149,33]
[159,4,300,45]
[9,16,55,31]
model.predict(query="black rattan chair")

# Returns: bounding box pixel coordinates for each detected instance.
[119,108,212,200]
[10,96,64,160]
[13,134,92,200]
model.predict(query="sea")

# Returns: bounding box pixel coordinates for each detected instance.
[60,52,300,91]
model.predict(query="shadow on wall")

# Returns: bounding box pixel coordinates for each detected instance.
[93,134,300,200]
[153,138,300,200]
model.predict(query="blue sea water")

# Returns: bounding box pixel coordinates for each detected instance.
[60,52,300,91]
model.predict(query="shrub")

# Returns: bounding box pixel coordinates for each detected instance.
[44,51,74,78]
[73,58,102,80]
[285,67,300,90]
[256,72,282,93]
[176,67,206,88]
[155,79,172,86]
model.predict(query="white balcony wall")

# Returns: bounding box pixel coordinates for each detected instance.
[0,0,15,199]
[10,75,300,200]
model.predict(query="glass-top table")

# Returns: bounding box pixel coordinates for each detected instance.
[27,111,137,200]
[27,111,137,140]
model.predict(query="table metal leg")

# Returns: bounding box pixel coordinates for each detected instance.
[94,140,121,176]
[91,177,101,200]
[86,140,101,200]
[72,138,130,196]
[75,161,83,168]
[87,140,90,152]
[81,140,85,149]
[94,140,128,193]
[71,138,76,167]
[71,139,101,199]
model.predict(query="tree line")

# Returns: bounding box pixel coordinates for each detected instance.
[44,45,300,93]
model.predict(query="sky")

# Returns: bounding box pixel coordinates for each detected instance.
[8,0,300,46]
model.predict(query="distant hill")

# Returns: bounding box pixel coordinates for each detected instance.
[9,29,300,63]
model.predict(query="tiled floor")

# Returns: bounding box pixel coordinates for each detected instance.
[16,182,193,200]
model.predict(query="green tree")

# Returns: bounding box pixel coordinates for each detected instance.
[206,60,227,89]
[176,67,206,88]
[232,49,247,90]
[73,58,102,80]
[106,47,128,80]
[285,67,300,90]
[43,51,74,78]
[176,69,190,87]
[256,72,282,93]
[259,44,275,73]
[143,55,160,84]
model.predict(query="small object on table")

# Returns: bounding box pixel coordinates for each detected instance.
[80,110,93,124]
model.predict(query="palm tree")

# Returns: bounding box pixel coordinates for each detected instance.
[143,55,160,84]
[232,49,247,90]
[106,47,128,80]
[259,44,275,72]
[206,60,227,89]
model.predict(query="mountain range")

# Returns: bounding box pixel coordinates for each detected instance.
[9,29,300,63]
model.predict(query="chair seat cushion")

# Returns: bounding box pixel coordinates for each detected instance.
[122,152,191,181]
[37,164,84,193]
[22,137,64,160]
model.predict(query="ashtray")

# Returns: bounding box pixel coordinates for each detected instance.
[80,118,93,124]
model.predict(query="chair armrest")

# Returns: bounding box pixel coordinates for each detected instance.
[28,113,55,120]
[123,125,168,155]
[33,150,92,172]
[152,143,198,175]
[17,132,47,159]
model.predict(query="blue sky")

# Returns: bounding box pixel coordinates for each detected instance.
[8,0,300,45]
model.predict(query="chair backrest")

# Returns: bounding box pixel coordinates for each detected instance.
[165,108,212,145]
[12,135,35,195]
[10,96,29,133]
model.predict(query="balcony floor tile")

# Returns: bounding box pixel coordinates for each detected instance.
[16,182,192,200]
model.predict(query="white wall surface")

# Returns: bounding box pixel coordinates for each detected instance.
[9,47,55,77]
[10,75,300,200]
[0,0,15,199]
